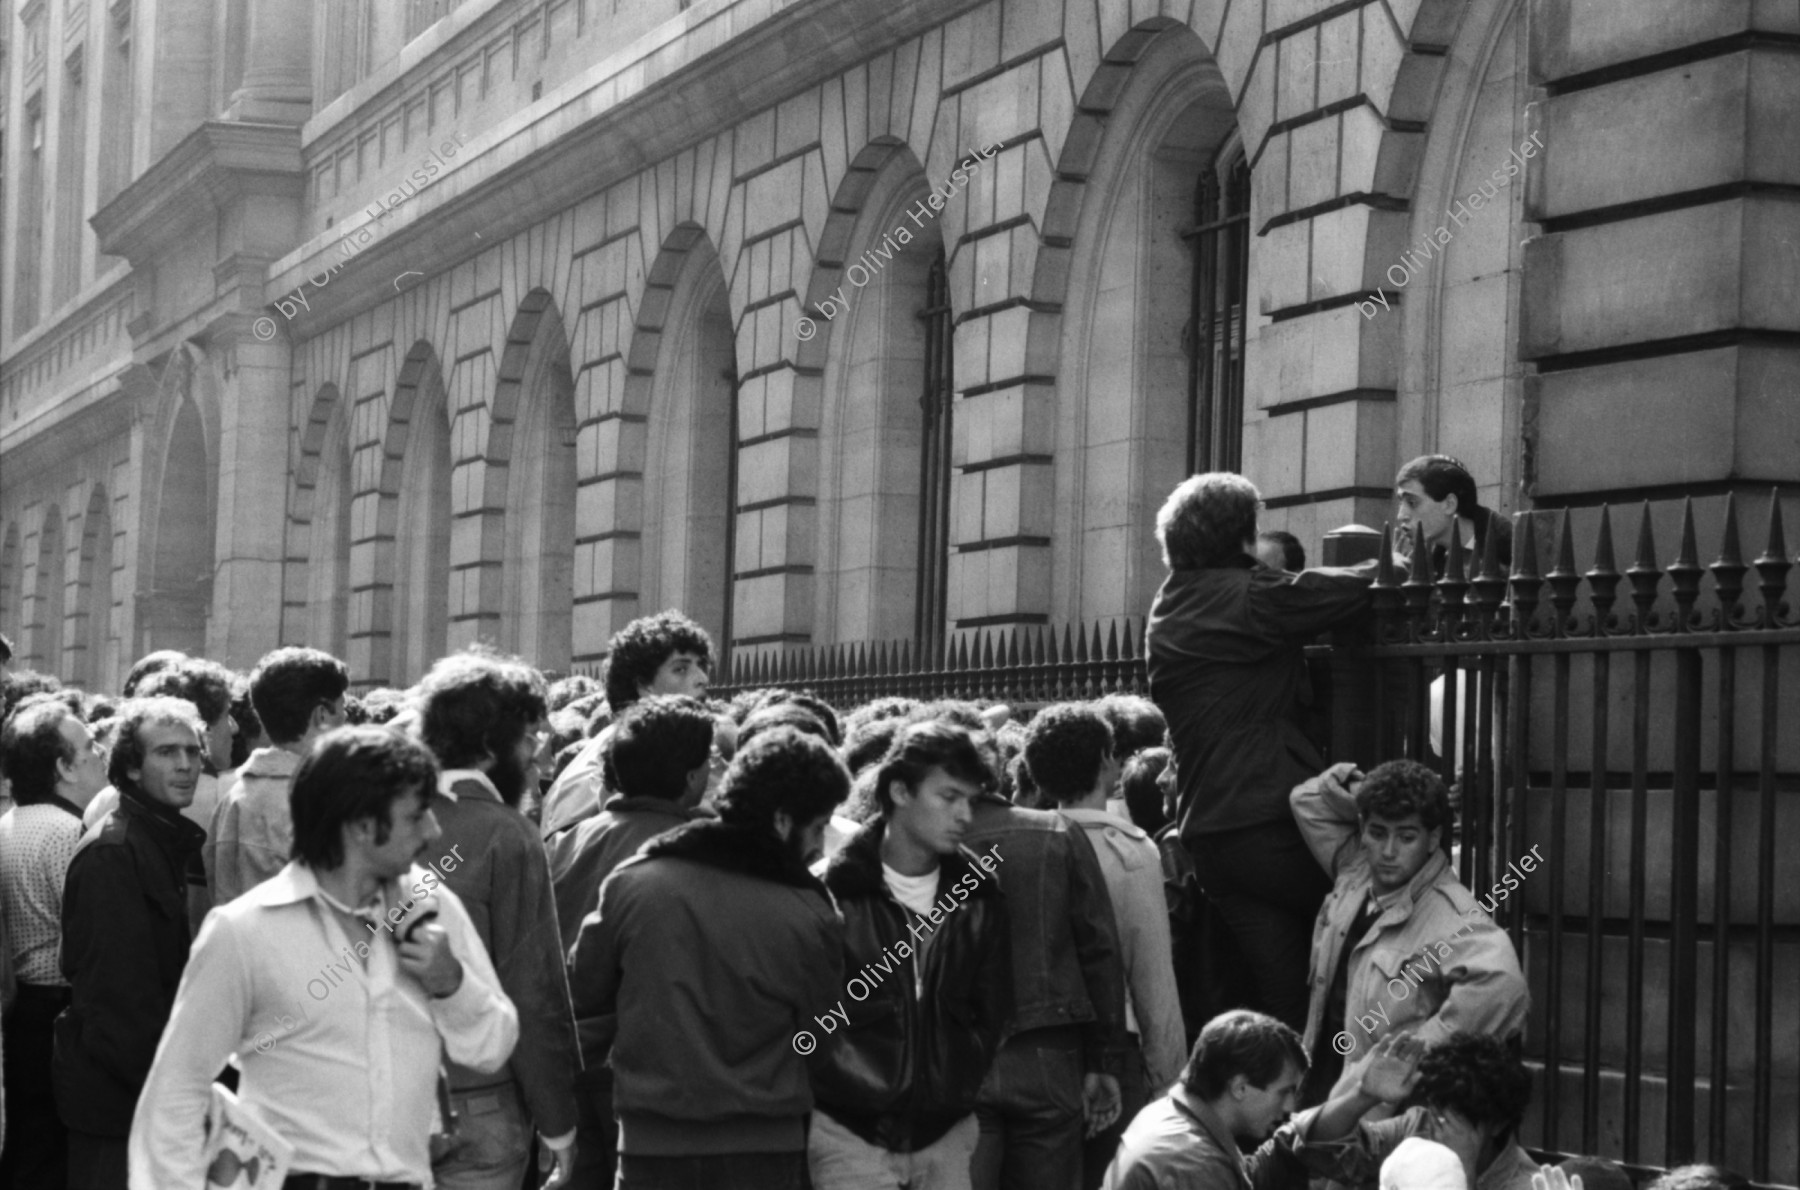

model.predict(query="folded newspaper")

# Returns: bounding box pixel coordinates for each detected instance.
[203,1084,293,1189]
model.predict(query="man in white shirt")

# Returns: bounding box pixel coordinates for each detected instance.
[128,725,520,1189]
[0,695,110,1188]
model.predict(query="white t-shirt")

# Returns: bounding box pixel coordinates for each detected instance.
[882,863,940,917]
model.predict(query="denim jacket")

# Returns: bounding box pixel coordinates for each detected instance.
[964,795,1129,1076]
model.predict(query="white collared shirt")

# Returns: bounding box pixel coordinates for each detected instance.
[437,768,503,803]
[127,860,519,1188]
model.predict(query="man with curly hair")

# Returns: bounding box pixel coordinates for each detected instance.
[1290,1033,1538,1190]
[540,610,713,838]
[568,726,847,1190]
[1289,760,1526,1107]
[1146,473,1374,1033]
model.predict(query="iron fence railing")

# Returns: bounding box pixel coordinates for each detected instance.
[700,488,1800,1188]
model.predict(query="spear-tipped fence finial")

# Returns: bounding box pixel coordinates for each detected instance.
[1710,492,1748,626]
[1625,500,1663,633]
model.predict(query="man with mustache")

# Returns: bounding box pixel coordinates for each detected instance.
[417,648,580,1189]
[54,697,209,1189]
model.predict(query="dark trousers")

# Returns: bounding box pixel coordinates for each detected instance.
[0,984,71,1190]
[1080,1043,1147,1190]
[1188,818,1333,1033]
[972,1027,1086,1190]
[614,1152,804,1190]
[64,1133,127,1190]
[565,1065,617,1190]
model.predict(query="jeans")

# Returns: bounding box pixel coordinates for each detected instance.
[431,1081,532,1190]
[808,1110,979,1190]
[1188,818,1332,1032]
[0,985,71,1190]
[615,1152,805,1190]
[972,1027,1086,1190]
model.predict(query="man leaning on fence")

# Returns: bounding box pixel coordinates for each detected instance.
[1144,473,1375,1032]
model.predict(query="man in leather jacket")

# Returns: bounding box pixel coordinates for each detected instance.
[809,720,1012,1190]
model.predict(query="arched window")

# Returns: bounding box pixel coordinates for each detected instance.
[914,251,953,656]
[1186,145,1251,474]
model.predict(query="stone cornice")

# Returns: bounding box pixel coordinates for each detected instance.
[266,0,987,334]
[92,122,306,268]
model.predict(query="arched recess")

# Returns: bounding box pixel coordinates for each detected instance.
[137,346,221,659]
[800,138,944,647]
[290,385,352,659]
[1,523,19,641]
[74,485,114,689]
[377,343,453,686]
[491,291,578,674]
[31,505,65,676]
[1040,19,1239,624]
[1395,0,1529,511]
[625,226,737,654]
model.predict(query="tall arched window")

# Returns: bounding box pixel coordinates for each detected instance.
[915,252,953,657]
[1187,145,1251,474]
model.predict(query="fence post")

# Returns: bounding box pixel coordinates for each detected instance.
[1317,524,1383,765]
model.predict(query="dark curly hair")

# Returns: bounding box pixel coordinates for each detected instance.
[290,725,440,871]
[844,715,904,775]
[1095,694,1166,760]
[714,725,849,832]
[1156,473,1261,570]
[842,696,920,739]
[739,701,836,751]
[872,720,994,815]
[603,695,715,802]
[136,659,235,727]
[1183,1009,1307,1099]
[547,674,601,712]
[1355,758,1454,835]
[122,649,189,697]
[1406,1033,1533,1142]
[2,670,64,726]
[417,647,548,770]
[603,611,713,712]
[1023,702,1115,806]
[1119,746,1171,833]
[250,647,350,745]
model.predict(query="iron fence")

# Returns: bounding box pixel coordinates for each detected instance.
[703,490,1800,1186]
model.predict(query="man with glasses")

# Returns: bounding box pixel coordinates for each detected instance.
[417,648,580,1190]
[206,647,351,905]
[0,695,110,1188]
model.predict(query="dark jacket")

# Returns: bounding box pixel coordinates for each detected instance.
[54,788,207,1136]
[1428,506,1514,578]
[811,821,1012,1152]
[1146,556,1372,842]
[546,793,700,955]
[430,775,581,1139]
[963,796,1130,1076]
[568,818,843,1156]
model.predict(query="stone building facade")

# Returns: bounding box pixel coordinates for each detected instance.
[2,0,1797,695]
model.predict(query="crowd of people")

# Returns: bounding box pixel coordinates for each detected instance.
[0,456,1752,1190]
